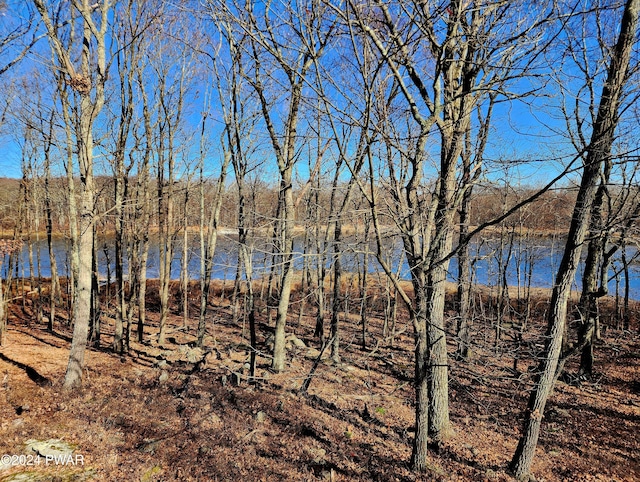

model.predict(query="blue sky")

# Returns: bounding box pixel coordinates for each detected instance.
[0,0,637,190]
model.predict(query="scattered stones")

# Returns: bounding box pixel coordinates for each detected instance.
[266,333,306,351]
[305,349,322,360]
[549,407,571,419]
[25,439,75,458]
[155,359,168,369]
[484,468,498,480]
[138,438,161,454]
[305,446,326,464]
[177,345,205,364]
[286,334,306,349]
[205,412,223,429]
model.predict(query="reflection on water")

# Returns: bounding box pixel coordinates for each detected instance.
[3,233,639,300]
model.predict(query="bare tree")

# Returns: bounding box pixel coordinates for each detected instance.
[109,0,147,353]
[213,0,336,371]
[32,0,112,389]
[152,10,198,345]
[192,20,236,348]
[549,2,640,378]
[199,14,263,363]
[0,239,23,345]
[343,0,549,469]
[456,95,495,359]
[0,1,41,77]
[130,61,155,344]
[510,0,639,478]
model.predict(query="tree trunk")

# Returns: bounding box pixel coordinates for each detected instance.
[426,235,453,444]
[0,263,5,346]
[157,171,174,346]
[272,172,295,372]
[64,79,97,388]
[197,148,229,347]
[510,0,638,476]
[181,190,190,328]
[410,273,429,470]
[39,0,111,390]
[330,220,343,364]
[113,160,126,353]
[43,123,60,331]
[456,154,473,359]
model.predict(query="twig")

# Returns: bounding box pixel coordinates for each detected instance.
[298,335,335,396]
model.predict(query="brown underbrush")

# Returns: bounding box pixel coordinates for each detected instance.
[0,280,638,481]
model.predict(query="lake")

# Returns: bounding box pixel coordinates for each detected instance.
[4,233,639,300]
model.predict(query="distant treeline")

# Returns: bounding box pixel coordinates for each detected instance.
[0,175,585,236]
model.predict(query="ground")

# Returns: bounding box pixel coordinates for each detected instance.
[0,282,639,481]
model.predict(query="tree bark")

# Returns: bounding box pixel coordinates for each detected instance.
[31,0,111,390]
[510,0,639,477]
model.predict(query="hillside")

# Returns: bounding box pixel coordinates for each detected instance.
[0,282,638,481]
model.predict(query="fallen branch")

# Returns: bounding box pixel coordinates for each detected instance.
[298,335,335,396]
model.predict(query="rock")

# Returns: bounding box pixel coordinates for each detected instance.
[484,469,498,480]
[305,446,326,464]
[255,411,267,423]
[138,439,160,454]
[158,371,169,384]
[25,439,75,458]
[267,333,306,350]
[198,446,212,456]
[177,345,205,363]
[286,334,307,348]
[155,359,168,369]
[202,412,223,430]
[186,347,204,364]
[549,407,571,418]
[265,335,275,350]
[3,474,73,481]
[305,349,322,360]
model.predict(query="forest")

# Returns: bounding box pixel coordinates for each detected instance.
[0,1,639,481]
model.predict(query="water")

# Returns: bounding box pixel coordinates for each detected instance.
[4,233,639,300]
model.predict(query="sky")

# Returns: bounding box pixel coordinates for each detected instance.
[0,0,637,190]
